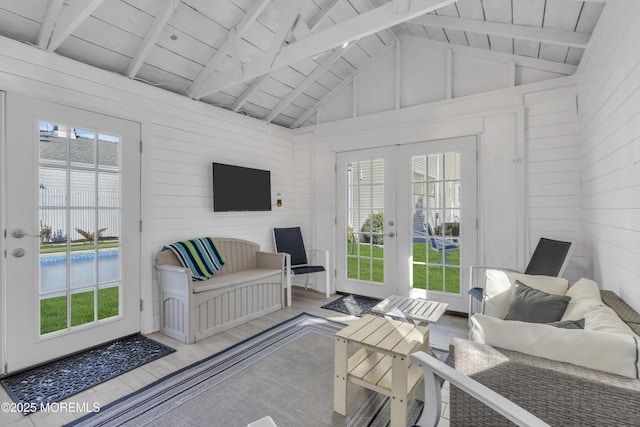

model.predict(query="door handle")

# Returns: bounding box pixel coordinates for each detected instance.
[11,229,41,239]
[387,232,395,238]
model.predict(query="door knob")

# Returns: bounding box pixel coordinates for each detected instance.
[387,232,395,238]
[12,248,25,257]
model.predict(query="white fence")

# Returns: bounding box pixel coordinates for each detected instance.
[39,188,120,243]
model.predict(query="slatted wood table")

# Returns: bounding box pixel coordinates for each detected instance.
[333,315,430,427]
[371,295,448,325]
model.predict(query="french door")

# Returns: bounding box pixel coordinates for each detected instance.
[3,94,141,373]
[336,137,477,312]
[336,147,398,299]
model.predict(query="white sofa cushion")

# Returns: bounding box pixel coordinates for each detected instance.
[470,313,640,379]
[483,270,569,319]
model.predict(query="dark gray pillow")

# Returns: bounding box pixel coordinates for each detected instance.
[548,318,585,329]
[504,280,571,323]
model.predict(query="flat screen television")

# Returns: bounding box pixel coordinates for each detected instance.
[212,163,272,212]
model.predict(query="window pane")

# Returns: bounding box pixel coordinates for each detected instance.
[98,285,119,320]
[39,122,66,164]
[70,129,95,166]
[71,289,95,327]
[98,133,119,169]
[40,291,67,334]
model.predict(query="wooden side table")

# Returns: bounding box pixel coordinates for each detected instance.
[372,295,448,325]
[333,315,430,427]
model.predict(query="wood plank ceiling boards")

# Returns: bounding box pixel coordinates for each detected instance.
[0,0,606,128]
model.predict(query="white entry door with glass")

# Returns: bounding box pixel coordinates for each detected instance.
[336,137,477,312]
[3,93,141,373]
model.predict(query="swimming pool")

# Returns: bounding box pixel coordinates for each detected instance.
[40,250,119,293]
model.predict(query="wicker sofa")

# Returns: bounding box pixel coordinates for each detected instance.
[450,291,640,426]
[155,237,285,344]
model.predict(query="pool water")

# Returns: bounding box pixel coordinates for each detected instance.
[40,250,119,293]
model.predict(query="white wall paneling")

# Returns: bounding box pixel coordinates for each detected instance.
[0,36,302,332]
[318,38,572,128]
[298,75,585,297]
[574,0,640,312]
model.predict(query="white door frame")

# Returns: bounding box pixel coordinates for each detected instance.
[3,93,142,373]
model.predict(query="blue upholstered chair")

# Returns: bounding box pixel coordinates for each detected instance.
[273,227,330,302]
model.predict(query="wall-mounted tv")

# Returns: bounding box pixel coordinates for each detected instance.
[212,163,272,212]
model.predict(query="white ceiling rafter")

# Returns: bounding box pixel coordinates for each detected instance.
[413,14,590,48]
[231,0,343,112]
[293,41,397,128]
[265,44,353,122]
[47,0,105,51]
[402,35,577,75]
[194,0,460,99]
[192,0,306,99]
[36,0,64,49]
[125,0,179,78]
[187,0,271,97]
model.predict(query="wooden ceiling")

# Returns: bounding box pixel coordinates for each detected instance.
[0,0,604,128]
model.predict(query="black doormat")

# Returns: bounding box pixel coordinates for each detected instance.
[321,294,382,317]
[1,334,175,414]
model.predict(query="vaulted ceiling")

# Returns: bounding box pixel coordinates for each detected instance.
[0,0,605,128]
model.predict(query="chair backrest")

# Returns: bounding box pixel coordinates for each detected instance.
[273,227,308,266]
[524,238,573,277]
[427,223,440,251]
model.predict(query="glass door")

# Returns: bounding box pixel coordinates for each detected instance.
[4,93,141,373]
[398,137,477,312]
[336,147,397,299]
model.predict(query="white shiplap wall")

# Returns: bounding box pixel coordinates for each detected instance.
[0,36,303,332]
[524,86,584,282]
[574,0,640,312]
[299,76,586,297]
[318,41,566,125]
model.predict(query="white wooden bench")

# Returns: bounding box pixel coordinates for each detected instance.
[155,237,285,343]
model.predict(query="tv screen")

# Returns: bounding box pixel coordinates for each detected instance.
[212,163,272,212]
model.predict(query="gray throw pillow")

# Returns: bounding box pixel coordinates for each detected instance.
[504,280,571,323]
[548,318,585,329]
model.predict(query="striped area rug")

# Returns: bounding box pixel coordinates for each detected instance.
[67,313,445,427]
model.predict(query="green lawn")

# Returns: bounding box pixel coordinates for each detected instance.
[40,286,119,334]
[347,242,460,293]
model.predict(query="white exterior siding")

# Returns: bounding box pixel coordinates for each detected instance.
[574,0,640,312]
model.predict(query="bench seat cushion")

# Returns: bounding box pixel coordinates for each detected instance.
[192,268,281,293]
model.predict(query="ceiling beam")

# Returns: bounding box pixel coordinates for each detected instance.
[231,75,269,111]
[401,35,577,75]
[187,0,271,97]
[193,0,460,99]
[413,14,590,48]
[47,0,105,51]
[265,44,353,122]
[231,0,342,112]
[36,0,64,49]
[293,42,396,128]
[192,0,304,100]
[125,0,178,78]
